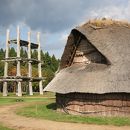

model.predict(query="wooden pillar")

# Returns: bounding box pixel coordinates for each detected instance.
[28,32,33,95]
[16,26,22,96]
[3,29,9,96]
[37,32,43,95]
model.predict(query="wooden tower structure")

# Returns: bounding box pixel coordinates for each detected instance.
[0,27,43,96]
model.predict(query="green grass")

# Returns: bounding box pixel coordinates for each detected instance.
[1,93,130,126]
[0,97,53,106]
[0,124,14,130]
[0,92,55,106]
[0,92,55,97]
[16,100,130,126]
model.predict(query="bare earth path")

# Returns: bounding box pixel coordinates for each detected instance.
[0,103,130,130]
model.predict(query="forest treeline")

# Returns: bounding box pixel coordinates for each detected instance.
[0,47,60,92]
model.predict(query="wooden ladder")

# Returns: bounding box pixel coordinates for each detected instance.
[67,36,81,66]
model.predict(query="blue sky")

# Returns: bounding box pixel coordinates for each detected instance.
[0,0,130,58]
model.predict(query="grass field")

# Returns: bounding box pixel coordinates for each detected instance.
[0,92,55,106]
[16,100,130,126]
[0,92,55,97]
[0,97,52,106]
[0,92,130,127]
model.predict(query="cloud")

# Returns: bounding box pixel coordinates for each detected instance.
[43,31,69,58]
[0,0,85,33]
[81,0,130,22]
[1,0,129,33]
[0,0,130,58]
[1,0,125,33]
[89,6,130,20]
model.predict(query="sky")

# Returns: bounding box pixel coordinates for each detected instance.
[0,0,130,58]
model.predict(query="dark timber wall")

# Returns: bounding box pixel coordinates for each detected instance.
[56,93,130,116]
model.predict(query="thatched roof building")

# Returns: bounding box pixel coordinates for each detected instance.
[44,19,130,116]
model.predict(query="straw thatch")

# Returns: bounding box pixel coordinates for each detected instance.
[44,19,130,94]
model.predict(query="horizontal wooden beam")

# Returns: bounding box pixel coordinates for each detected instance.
[0,76,44,82]
[0,79,22,82]
[9,39,38,49]
[2,57,42,64]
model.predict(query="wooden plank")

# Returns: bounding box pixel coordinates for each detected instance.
[37,32,43,95]
[0,79,22,82]
[9,39,38,49]
[3,29,10,96]
[28,31,33,95]
[0,76,43,82]
[2,57,41,64]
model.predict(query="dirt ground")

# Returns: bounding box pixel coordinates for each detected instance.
[0,103,130,130]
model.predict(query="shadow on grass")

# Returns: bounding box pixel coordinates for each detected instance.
[46,103,57,110]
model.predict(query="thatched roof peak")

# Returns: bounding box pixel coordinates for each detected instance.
[79,18,130,29]
[44,19,130,94]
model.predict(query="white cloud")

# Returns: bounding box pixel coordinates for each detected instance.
[43,31,69,58]
[81,2,130,22]
[60,33,68,43]
[0,0,130,58]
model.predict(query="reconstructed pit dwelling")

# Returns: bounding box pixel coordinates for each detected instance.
[44,19,130,116]
[0,27,43,96]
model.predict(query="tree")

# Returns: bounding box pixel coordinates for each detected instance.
[0,49,5,76]
[41,50,45,61]
[0,48,5,60]
[51,54,59,72]
[9,47,16,57]
[42,68,54,87]
[32,49,38,59]
[44,52,51,68]
[20,47,27,58]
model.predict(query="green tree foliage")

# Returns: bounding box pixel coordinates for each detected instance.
[0,48,60,92]
[42,68,54,87]
[20,47,27,58]
[0,48,5,60]
[0,49,5,76]
[31,50,38,59]
[51,54,59,72]
[9,47,16,57]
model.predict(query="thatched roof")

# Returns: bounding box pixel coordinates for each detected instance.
[44,19,130,94]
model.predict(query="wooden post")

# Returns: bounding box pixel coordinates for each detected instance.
[37,32,43,95]
[28,32,33,95]
[3,29,10,96]
[16,26,22,96]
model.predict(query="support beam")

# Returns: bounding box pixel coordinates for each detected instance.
[17,26,21,75]
[37,32,43,95]
[17,81,22,96]
[16,26,22,96]
[3,82,8,96]
[28,31,33,95]
[3,29,10,96]
[0,79,22,82]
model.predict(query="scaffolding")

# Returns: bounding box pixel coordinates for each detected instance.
[0,27,43,96]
